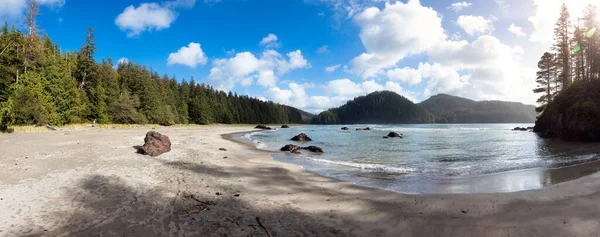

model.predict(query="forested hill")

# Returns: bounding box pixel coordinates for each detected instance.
[0,23,305,131]
[418,94,537,123]
[311,91,536,124]
[311,91,434,124]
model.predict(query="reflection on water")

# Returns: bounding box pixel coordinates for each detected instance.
[236,124,600,194]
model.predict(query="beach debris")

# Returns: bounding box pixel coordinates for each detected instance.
[280,144,324,153]
[219,148,227,151]
[341,127,350,130]
[255,125,272,130]
[356,127,371,131]
[46,124,57,131]
[281,125,290,128]
[137,131,171,157]
[461,210,468,214]
[255,217,273,237]
[387,132,404,138]
[291,133,312,141]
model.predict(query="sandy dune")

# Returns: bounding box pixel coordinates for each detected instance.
[1,125,600,237]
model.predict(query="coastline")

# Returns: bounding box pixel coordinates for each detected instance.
[1,125,600,236]
[227,128,600,194]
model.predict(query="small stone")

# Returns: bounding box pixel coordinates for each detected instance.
[216,192,221,195]
[219,148,227,151]
[234,193,240,197]
[326,199,331,201]
[223,156,228,159]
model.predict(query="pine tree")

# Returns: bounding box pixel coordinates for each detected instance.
[583,5,599,81]
[534,52,557,113]
[554,3,572,89]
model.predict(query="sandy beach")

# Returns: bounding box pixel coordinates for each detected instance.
[1,125,600,237]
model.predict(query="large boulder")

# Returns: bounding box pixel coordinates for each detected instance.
[281,125,290,128]
[138,131,171,157]
[387,132,403,138]
[255,125,272,130]
[291,133,312,141]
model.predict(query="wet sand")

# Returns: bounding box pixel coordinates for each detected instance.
[1,125,600,236]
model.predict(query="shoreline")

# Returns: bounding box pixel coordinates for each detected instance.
[225,128,600,194]
[2,125,600,236]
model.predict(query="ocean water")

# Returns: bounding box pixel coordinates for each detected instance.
[239,124,600,194]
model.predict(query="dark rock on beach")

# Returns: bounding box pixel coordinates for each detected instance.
[341,127,350,130]
[291,133,312,142]
[137,131,171,157]
[356,127,371,131]
[387,132,403,138]
[281,125,290,128]
[255,125,272,130]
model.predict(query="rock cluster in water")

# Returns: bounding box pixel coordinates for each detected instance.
[138,131,171,157]
[280,144,324,153]
[281,125,290,128]
[512,127,533,131]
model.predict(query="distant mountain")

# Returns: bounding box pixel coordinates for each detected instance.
[311,91,434,124]
[419,94,537,123]
[311,91,536,124]
[297,109,315,123]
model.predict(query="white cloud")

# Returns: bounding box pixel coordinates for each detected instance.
[265,78,419,113]
[259,33,280,48]
[0,0,64,20]
[118,57,129,64]
[115,3,177,37]
[448,2,472,12]
[257,70,277,87]
[350,0,446,78]
[457,15,493,35]
[325,64,341,73]
[528,0,598,48]
[317,45,329,54]
[508,23,526,37]
[208,49,310,91]
[386,66,422,85]
[167,42,208,68]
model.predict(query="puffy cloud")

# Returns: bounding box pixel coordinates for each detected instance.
[265,78,418,113]
[429,35,524,69]
[350,0,446,78]
[208,50,310,91]
[325,64,341,73]
[259,33,280,48]
[448,2,472,12]
[0,0,64,20]
[115,3,177,37]
[167,42,208,68]
[457,15,494,35]
[528,0,598,48]
[163,0,196,8]
[386,67,422,85]
[508,23,526,37]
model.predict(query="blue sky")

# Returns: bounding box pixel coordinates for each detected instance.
[1,0,599,113]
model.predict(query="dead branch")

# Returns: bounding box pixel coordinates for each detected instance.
[255,217,273,237]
